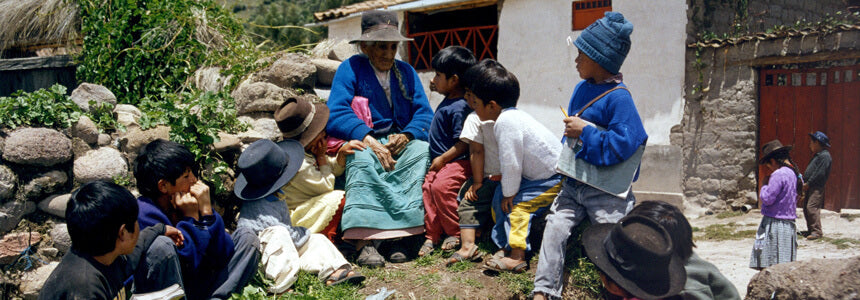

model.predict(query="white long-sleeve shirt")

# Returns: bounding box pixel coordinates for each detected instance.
[494,108,562,197]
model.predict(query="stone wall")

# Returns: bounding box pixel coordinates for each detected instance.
[688,0,847,42]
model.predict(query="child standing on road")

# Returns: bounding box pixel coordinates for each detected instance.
[533,12,647,300]
[419,46,477,256]
[751,139,801,270]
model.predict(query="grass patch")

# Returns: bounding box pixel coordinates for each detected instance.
[453,277,484,288]
[499,271,534,295]
[230,269,363,300]
[715,210,745,219]
[414,249,444,267]
[359,267,406,282]
[568,257,602,297]
[820,237,860,249]
[695,223,757,241]
[446,260,473,272]
[416,273,441,295]
[842,214,860,222]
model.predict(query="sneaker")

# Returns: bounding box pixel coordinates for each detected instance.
[356,244,385,268]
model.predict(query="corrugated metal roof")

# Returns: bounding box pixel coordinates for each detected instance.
[314,0,417,22]
[688,23,860,49]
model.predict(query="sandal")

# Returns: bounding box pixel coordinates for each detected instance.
[326,265,366,286]
[418,239,435,257]
[441,236,460,251]
[482,257,529,273]
[446,245,485,267]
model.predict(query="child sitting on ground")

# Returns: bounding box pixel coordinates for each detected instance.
[234,137,365,293]
[419,46,476,256]
[41,181,184,300]
[462,59,563,273]
[274,97,364,241]
[582,215,686,300]
[628,201,740,300]
[533,12,647,300]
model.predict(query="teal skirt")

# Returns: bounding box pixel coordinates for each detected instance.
[341,138,429,231]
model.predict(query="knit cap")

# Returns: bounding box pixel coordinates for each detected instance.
[574,12,633,74]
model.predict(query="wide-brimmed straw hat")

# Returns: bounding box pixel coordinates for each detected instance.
[759,139,793,164]
[583,215,686,300]
[234,139,304,201]
[349,10,413,44]
[274,97,329,147]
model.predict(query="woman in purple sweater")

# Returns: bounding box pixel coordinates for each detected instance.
[750,140,802,270]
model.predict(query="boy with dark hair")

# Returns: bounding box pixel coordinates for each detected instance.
[134,139,259,300]
[802,131,831,240]
[463,59,563,273]
[533,12,647,300]
[41,181,183,300]
[419,46,476,256]
[629,201,740,300]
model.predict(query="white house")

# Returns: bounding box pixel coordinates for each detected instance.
[313,0,688,207]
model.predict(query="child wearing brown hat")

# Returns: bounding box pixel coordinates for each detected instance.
[751,139,801,270]
[273,97,365,241]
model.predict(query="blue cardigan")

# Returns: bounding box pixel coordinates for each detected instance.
[326,55,433,141]
[566,80,647,166]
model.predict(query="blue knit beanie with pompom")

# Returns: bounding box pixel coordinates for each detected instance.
[574,12,633,74]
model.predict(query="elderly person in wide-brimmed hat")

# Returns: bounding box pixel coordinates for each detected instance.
[750,139,802,270]
[326,10,433,267]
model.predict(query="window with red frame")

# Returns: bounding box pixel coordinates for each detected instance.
[572,0,612,31]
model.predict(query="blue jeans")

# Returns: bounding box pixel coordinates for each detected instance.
[532,178,635,299]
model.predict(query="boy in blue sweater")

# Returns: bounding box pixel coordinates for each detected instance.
[419,46,476,256]
[533,12,648,300]
[134,139,259,300]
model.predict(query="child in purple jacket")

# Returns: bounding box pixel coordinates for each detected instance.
[751,140,802,270]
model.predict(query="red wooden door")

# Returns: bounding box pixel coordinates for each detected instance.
[760,65,860,210]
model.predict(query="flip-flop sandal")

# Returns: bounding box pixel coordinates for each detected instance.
[441,236,460,251]
[482,257,529,273]
[418,239,435,257]
[446,245,485,267]
[326,265,366,286]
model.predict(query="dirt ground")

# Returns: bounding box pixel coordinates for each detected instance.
[688,208,860,297]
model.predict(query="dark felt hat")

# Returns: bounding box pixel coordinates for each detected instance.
[583,215,686,300]
[809,131,831,148]
[349,10,413,44]
[274,97,329,147]
[759,139,793,164]
[234,139,304,201]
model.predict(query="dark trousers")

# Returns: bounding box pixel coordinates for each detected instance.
[211,226,261,299]
[804,188,824,236]
[134,236,184,293]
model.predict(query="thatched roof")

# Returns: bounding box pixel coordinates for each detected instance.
[0,0,80,51]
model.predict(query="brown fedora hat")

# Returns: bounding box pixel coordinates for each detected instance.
[274,97,329,147]
[583,215,686,300]
[349,10,413,44]
[759,139,793,164]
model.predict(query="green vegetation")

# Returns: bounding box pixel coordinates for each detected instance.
[236,0,364,51]
[695,222,757,241]
[499,270,534,296]
[819,236,860,249]
[715,210,745,219]
[230,269,363,300]
[0,85,80,129]
[568,257,602,297]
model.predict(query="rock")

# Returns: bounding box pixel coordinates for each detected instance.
[0,136,4,157]
[746,256,860,300]
[38,194,70,218]
[73,147,128,183]
[214,132,241,153]
[253,53,317,90]
[231,81,295,115]
[194,66,233,92]
[119,125,170,162]
[328,39,358,61]
[72,115,99,145]
[0,165,16,201]
[115,104,142,129]
[69,83,117,112]
[19,261,59,300]
[71,137,93,159]
[114,104,142,118]
[98,133,112,146]
[311,58,341,86]
[2,128,72,167]
[38,247,58,258]
[50,223,70,253]
[0,232,42,264]
[0,201,36,234]
[237,117,280,143]
[22,171,68,201]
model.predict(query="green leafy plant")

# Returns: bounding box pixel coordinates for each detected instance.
[0,84,80,129]
[87,101,125,133]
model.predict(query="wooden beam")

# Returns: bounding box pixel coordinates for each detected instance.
[733,49,860,67]
[0,55,75,71]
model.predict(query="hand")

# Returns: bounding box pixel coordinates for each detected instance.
[172,192,200,220]
[189,180,212,216]
[501,195,514,214]
[803,183,809,192]
[310,135,328,167]
[429,156,446,172]
[364,135,397,171]
[337,140,366,167]
[563,116,588,138]
[385,133,410,156]
[464,181,482,202]
[164,225,185,247]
